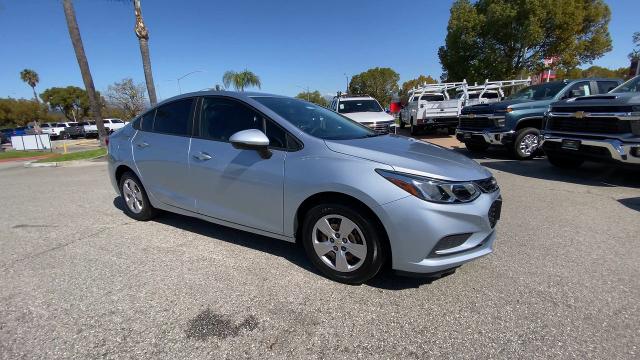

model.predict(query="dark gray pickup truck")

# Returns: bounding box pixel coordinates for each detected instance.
[457,78,622,160]
[542,76,640,168]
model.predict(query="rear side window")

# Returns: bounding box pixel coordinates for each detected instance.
[141,110,155,132]
[153,99,193,136]
[597,81,619,94]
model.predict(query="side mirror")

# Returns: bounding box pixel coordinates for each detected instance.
[229,129,272,159]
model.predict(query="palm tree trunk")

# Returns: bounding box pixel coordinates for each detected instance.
[31,86,40,104]
[62,0,107,146]
[134,0,157,106]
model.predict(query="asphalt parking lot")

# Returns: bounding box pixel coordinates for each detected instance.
[1,139,639,359]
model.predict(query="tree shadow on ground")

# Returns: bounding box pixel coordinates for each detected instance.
[113,197,443,290]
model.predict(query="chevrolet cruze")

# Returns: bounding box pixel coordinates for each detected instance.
[108,91,501,284]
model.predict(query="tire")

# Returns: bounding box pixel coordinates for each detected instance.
[301,203,385,284]
[546,152,584,169]
[119,171,157,221]
[410,118,419,136]
[512,127,540,160]
[464,141,489,152]
[399,114,406,129]
[447,127,456,135]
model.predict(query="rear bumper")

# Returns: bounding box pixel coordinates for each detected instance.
[541,134,640,165]
[456,129,515,145]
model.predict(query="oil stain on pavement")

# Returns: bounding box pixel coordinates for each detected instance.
[185,308,258,341]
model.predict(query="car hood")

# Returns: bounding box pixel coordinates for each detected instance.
[462,98,550,114]
[552,92,640,107]
[341,112,394,123]
[324,135,491,181]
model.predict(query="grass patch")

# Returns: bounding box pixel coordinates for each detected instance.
[35,148,107,163]
[0,150,50,160]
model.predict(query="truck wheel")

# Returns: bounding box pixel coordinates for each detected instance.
[513,127,540,160]
[399,114,405,129]
[410,118,419,136]
[547,153,584,169]
[464,141,489,152]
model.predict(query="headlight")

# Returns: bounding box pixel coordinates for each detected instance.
[505,107,513,113]
[376,169,482,203]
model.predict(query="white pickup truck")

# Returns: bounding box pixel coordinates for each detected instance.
[399,82,464,135]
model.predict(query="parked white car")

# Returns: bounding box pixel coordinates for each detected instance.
[103,118,126,133]
[329,94,394,134]
[81,121,98,138]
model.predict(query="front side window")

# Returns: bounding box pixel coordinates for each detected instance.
[199,97,291,149]
[563,82,591,98]
[141,110,155,132]
[254,96,377,140]
[597,81,620,93]
[611,76,640,93]
[507,82,565,101]
[338,99,383,113]
[153,98,193,136]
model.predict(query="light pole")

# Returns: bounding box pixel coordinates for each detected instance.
[168,70,206,94]
[296,85,311,101]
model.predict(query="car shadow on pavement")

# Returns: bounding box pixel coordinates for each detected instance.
[618,197,640,212]
[113,197,448,290]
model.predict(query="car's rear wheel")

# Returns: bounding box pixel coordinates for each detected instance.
[410,118,419,135]
[302,204,385,284]
[546,152,584,169]
[119,171,157,221]
[464,141,489,152]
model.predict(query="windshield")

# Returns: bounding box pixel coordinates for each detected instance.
[254,97,377,140]
[338,99,383,113]
[68,122,79,126]
[611,76,640,93]
[507,82,565,101]
[56,123,68,127]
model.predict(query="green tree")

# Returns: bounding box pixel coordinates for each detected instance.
[106,78,147,120]
[0,98,53,128]
[348,67,400,108]
[41,86,91,121]
[439,0,613,82]
[62,0,107,144]
[400,75,438,102]
[555,65,628,80]
[630,31,640,60]
[222,70,261,91]
[20,69,41,103]
[295,90,328,107]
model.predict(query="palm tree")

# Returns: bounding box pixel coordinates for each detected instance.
[133,0,158,106]
[62,0,107,145]
[222,70,261,92]
[20,69,40,103]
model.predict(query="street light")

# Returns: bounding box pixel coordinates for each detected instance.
[167,70,206,94]
[343,73,350,93]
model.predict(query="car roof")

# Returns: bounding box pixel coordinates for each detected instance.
[157,90,287,107]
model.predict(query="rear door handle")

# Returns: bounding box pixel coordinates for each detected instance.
[193,152,212,161]
[136,142,150,148]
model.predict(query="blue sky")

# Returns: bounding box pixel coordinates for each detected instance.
[1,0,637,100]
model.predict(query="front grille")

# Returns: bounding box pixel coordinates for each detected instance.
[366,122,391,134]
[459,118,494,129]
[461,105,494,115]
[547,117,631,134]
[488,198,502,228]
[551,106,632,113]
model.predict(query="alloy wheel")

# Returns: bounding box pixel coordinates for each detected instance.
[122,178,144,214]
[519,134,539,156]
[311,214,367,273]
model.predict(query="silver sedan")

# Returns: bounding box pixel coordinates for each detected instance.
[108,91,501,284]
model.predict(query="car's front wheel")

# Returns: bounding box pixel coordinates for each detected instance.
[119,171,157,221]
[513,127,540,160]
[302,203,385,284]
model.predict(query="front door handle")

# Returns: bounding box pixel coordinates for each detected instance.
[136,142,150,148]
[193,152,212,161]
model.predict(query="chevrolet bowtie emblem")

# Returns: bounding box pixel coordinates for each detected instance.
[574,111,585,119]
[468,114,475,118]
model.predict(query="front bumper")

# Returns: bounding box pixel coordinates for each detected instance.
[542,134,640,165]
[456,129,515,145]
[376,191,501,274]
